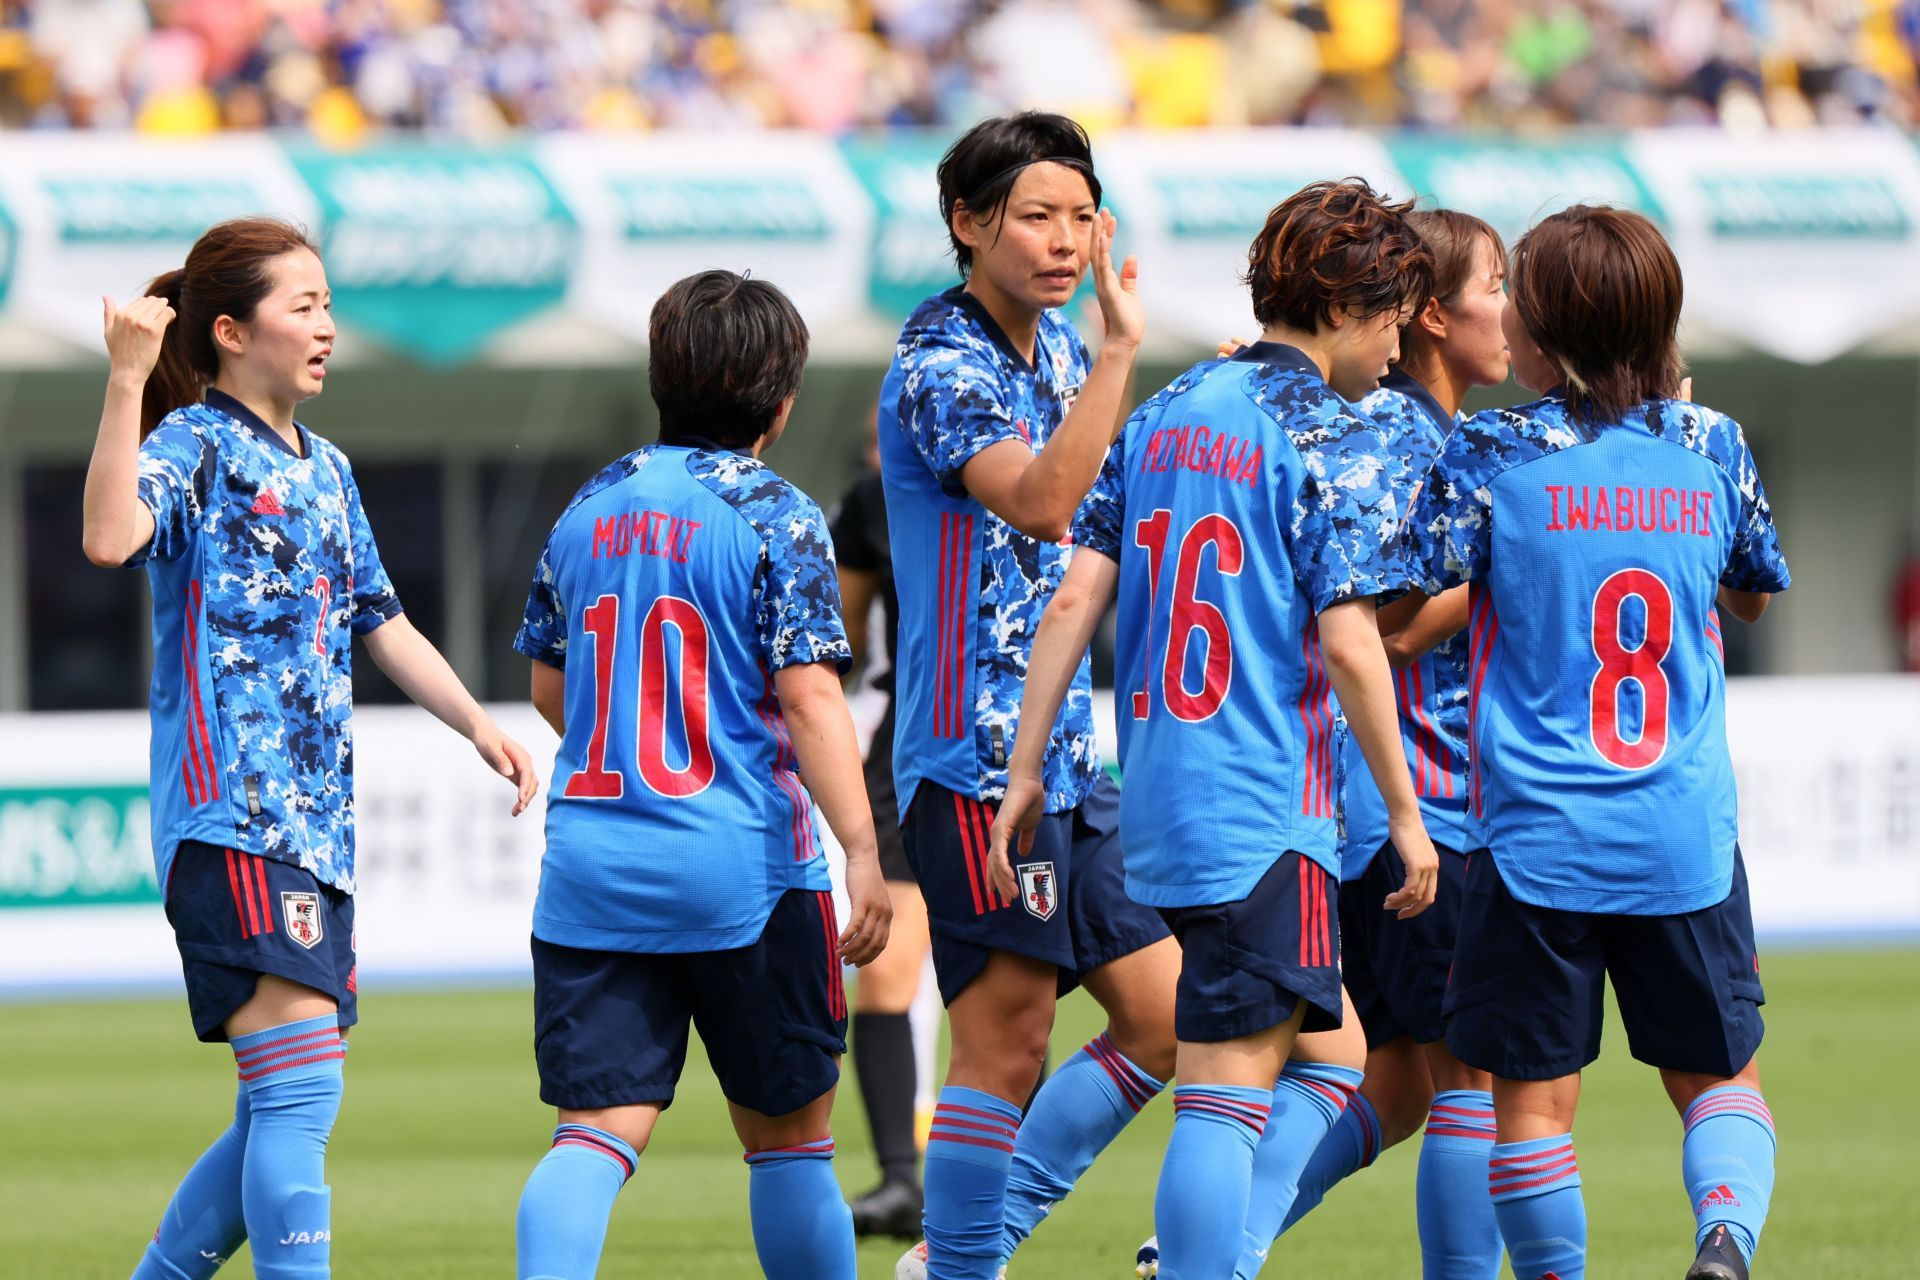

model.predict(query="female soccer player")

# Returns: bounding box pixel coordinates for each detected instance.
[991,180,1440,1280]
[1405,206,1788,1280]
[82,216,537,1280]
[1260,209,1514,1280]
[879,112,1181,1280]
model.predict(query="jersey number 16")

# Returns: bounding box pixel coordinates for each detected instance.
[1132,511,1244,722]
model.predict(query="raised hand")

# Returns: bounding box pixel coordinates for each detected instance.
[1090,209,1144,351]
[102,294,175,381]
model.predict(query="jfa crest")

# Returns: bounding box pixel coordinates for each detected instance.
[281,892,324,950]
[1019,861,1058,922]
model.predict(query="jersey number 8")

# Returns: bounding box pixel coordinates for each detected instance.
[1588,568,1674,771]
[565,593,717,799]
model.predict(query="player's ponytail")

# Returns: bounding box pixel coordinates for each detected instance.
[138,217,321,437]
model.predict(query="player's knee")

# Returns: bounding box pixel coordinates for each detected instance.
[1103,1011,1176,1083]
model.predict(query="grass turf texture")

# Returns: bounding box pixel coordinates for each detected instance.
[3,948,1912,1278]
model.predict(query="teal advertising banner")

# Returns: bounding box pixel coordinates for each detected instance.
[1385,136,1664,243]
[840,135,961,320]
[0,784,156,909]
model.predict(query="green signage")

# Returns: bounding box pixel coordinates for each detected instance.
[0,784,157,909]
[0,195,13,309]
[841,136,961,320]
[606,175,830,240]
[1152,173,1335,238]
[287,145,579,365]
[1696,174,1909,239]
[42,177,264,243]
[1386,137,1663,243]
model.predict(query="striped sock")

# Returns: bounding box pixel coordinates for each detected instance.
[1418,1091,1502,1279]
[1234,1062,1365,1277]
[131,1086,251,1280]
[1000,1033,1165,1260]
[1276,1090,1383,1236]
[1489,1134,1584,1280]
[745,1137,855,1280]
[516,1124,638,1280]
[1155,1086,1272,1280]
[923,1087,1021,1280]
[232,1016,347,1280]
[1682,1086,1776,1263]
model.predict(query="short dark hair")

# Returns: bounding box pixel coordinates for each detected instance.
[1398,208,1507,371]
[938,111,1101,276]
[1245,180,1433,333]
[1510,205,1685,423]
[648,270,809,450]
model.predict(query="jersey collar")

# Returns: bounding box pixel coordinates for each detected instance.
[1228,341,1320,379]
[205,389,309,460]
[945,284,1037,376]
[1378,368,1455,436]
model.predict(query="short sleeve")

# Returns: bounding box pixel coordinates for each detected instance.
[130,419,208,566]
[758,496,854,673]
[1069,434,1128,561]
[901,341,1026,495]
[333,451,403,634]
[1289,411,1413,613]
[1405,413,1503,595]
[514,539,568,668]
[1721,453,1791,594]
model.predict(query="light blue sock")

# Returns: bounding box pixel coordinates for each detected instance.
[1155,1085,1271,1280]
[131,1087,252,1279]
[516,1124,639,1280]
[745,1138,856,1280]
[232,1016,347,1280]
[1418,1090,1502,1280]
[1682,1086,1776,1263]
[1233,1063,1363,1278]
[923,1087,1022,1280]
[1489,1133,1585,1280]
[1276,1090,1383,1236]
[1000,1033,1165,1260]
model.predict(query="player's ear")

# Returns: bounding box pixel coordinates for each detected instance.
[757,393,799,456]
[1417,295,1447,341]
[950,200,982,253]
[212,313,245,360]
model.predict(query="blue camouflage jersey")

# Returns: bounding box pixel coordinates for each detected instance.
[1073,343,1411,908]
[1406,394,1790,915]
[1339,371,1473,876]
[515,444,852,953]
[879,285,1097,815]
[133,390,403,895]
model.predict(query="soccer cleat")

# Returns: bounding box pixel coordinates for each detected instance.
[1685,1225,1750,1280]
[1134,1235,1159,1278]
[894,1241,1008,1280]
[852,1177,925,1238]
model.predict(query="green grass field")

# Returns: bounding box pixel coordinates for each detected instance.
[5,947,1915,1278]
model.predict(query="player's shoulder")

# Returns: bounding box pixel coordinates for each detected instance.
[557,446,653,522]
[1645,397,1756,473]
[146,402,226,451]
[689,448,827,538]
[1240,366,1383,471]
[1356,383,1427,437]
[1450,394,1584,476]
[896,287,999,371]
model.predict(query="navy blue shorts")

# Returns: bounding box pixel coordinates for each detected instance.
[531,888,847,1117]
[1445,848,1766,1080]
[1156,851,1342,1044]
[165,841,357,1044]
[902,773,1171,1006]
[1341,841,1467,1049]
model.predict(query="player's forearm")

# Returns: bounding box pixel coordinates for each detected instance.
[82,373,154,567]
[1320,599,1420,819]
[1382,586,1469,668]
[1717,584,1771,623]
[1011,341,1137,539]
[364,615,491,741]
[775,662,881,864]
[1008,551,1116,781]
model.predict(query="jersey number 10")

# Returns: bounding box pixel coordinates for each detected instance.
[1132,511,1244,722]
[565,594,717,799]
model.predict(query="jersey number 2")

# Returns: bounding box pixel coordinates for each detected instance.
[1132,511,1244,722]
[565,594,716,799]
[1589,568,1673,770]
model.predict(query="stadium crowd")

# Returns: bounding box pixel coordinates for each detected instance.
[0,0,1916,137]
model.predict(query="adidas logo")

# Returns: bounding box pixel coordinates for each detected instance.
[251,488,286,517]
[1700,1184,1742,1209]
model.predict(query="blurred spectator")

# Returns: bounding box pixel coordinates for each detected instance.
[2,0,1916,134]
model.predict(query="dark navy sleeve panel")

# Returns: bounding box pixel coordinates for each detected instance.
[897,329,1029,497]
[131,413,215,567]
[1654,400,1792,595]
[1240,371,1413,614]
[512,450,652,670]
[688,451,853,676]
[1407,401,1570,595]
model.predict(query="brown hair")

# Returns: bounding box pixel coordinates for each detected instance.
[649,269,810,449]
[1245,180,1434,333]
[1398,208,1507,371]
[1509,205,1685,422]
[141,217,320,435]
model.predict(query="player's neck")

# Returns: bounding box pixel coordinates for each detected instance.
[963,275,1040,364]
[1402,355,1466,417]
[1258,324,1333,384]
[212,375,299,448]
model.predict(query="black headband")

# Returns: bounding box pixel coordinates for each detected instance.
[959,155,1099,210]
